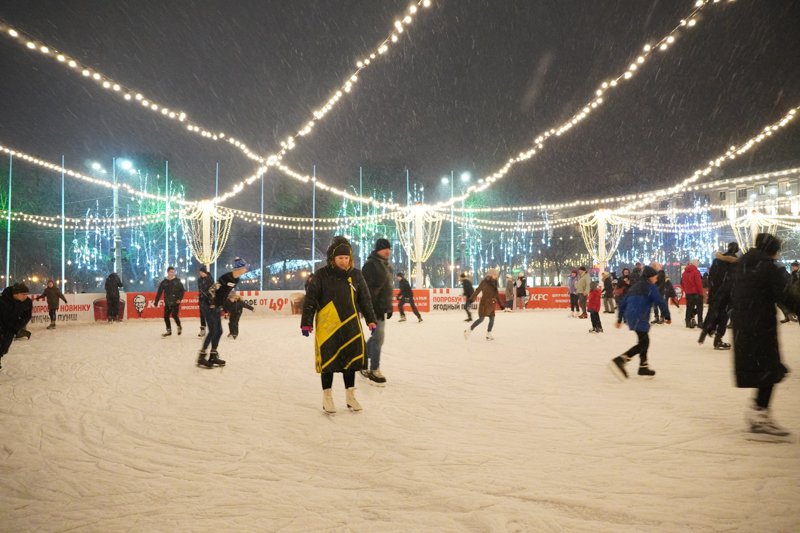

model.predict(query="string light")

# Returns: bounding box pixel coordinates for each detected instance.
[430,0,734,209]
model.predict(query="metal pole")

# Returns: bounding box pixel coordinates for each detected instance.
[260,171,265,290]
[61,155,65,291]
[6,154,11,284]
[165,161,170,271]
[450,170,455,288]
[312,165,316,268]
[213,162,218,278]
[406,168,411,284]
[359,166,363,266]
[112,158,122,275]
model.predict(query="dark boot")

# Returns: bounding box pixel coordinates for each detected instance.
[209,350,226,367]
[698,330,708,345]
[196,350,214,368]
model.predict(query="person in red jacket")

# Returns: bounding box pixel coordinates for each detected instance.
[588,281,603,333]
[681,259,704,328]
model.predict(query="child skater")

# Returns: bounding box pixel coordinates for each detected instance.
[609,265,671,380]
[224,292,254,339]
[587,281,603,333]
[301,236,377,414]
[464,268,504,340]
[35,279,68,330]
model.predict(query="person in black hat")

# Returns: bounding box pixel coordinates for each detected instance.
[731,233,794,440]
[609,265,671,381]
[361,237,393,384]
[0,283,33,370]
[197,265,211,337]
[103,272,123,323]
[460,272,475,321]
[197,257,248,368]
[396,272,422,323]
[698,242,739,349]
[154,266,185,337]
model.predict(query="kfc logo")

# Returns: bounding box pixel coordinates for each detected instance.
[133,294,147,316]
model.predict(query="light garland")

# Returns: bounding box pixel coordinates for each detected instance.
[0,1,435,204]
[0,209,175,230]
[430,0,736,209]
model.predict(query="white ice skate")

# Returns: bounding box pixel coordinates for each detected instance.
[322,389,337,415]
[746,405,792,442]
[345,387,363,412]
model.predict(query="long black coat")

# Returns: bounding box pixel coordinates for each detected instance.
[104,273,123,299]
[731,249,793,388]
[301,265,376,374]
[0,287,33,355]
[707,252,737,305]
[361,251,394,319]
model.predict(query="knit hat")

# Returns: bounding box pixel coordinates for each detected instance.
[727,242,740,255]
[374,238,391,252]
[327,236,353,263]
[12,282,29,294]
[233,257,247,269]
[755,233,781,256]
[792,261,799,268]
[199,265,208,273]
[690,259,700,267]
[642,265,658,278]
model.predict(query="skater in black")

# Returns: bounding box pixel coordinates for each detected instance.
[154,266,185,337]
[609,266,671,380]
[104,272,124,322]
[396,272,422,322]
[699,242,739,349]
[732,233,794,440]
[301,236,377,413]
[224,292,254,339]
[197,257,248,368]
[361,238,393,384]
[35,279,68,329]
[197,266,212,337]
[460,272,475,321]
[0,283,33,370]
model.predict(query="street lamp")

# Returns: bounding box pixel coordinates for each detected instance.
[441,171,471,287]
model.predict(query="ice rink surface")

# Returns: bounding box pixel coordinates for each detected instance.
[1,310,798,532]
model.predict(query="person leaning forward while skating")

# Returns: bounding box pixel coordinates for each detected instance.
[35,279,67,330]
[609,265,671,380]
[361,237,393,384]
[396,272,422,322]
[301,236,377,414]
[197,257,248,368]
[154,266,185,337]
[0,283,33,370]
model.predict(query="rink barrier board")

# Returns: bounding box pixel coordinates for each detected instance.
[25,286,689,324]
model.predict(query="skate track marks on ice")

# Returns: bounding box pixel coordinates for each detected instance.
[0,311,798,531]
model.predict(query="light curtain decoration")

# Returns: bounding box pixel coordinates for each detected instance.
[180,202,234,266]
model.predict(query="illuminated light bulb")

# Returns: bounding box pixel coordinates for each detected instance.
[9,29,18,37]
[135,93,143,100]
[40,46,49,53]
[687,19,697,27]
[26,41,35,49]
[610,79,618,87]
[391,34,398,42]
[637,56,645,64]
[102,81,111,88]
[68,60,77,68]
[409,5,418,14]
[56,54,65,62]
[422,0,431,7]
[629,63,637,71]
[124,93,132,100]
[81,69,90,76]
[659,43,668,51]
[666,36,675,43]
[141,99,149,106]
[92,73,101,80]
[403,15,412,23]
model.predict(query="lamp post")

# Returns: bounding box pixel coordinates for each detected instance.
[90,159,135,276]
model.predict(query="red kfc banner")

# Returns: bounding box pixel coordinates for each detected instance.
[391,289,430,313]
[126,291,202,319]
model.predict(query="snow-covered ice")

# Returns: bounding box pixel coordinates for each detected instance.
[1,310,798,532]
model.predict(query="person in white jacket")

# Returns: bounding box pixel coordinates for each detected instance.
[574,266,591,319]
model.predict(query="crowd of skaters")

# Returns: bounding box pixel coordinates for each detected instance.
[0,233,795,441]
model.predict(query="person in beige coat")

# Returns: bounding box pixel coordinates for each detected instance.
[464,268,505,340]
[574,266,591,318]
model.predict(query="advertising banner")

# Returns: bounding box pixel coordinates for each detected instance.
[30,294,99,325]
[390,289,430,313]
[125,289,306,319]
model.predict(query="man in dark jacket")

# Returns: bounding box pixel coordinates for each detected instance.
[197,266,212,337]
[460,272,475,321]
[732,233,792,440]
[154,266,185,337]
[36,279,68,329]
[609,266,671,380]
[104,272,124,322]
[699,242,739,349]
[360,238,393,384]
[197,257,247,368]
[0,283,33,370]
[397,272,422,323]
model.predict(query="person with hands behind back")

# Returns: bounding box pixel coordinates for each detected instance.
[301,236,377,414]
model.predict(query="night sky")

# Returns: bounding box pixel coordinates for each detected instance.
[1,0,799,216]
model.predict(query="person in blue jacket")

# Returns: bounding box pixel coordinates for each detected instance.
[609,265,671,380]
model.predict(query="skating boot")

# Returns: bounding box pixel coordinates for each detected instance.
[231,335,237,340]
[345,387,363,411]
[368,369,386,384]
[485,332,494,340]
[209,350,226,367]
[637,363,656,378]
[713,339,731,350]
[417,317,423,323]
[322,389,337,414]
[15,329,31,340]
[597,327,604,333]
[747,405,791,441]
[359,369,370,379]
[177,326,182,336]
[589,328,597,333]
[198,327,206,338]
[161,329,172,337]
[398,316,407,322]
[227,333,233,338]
[463,328,471,340]
[46,321,56,330]
[196,350,214,368]
[698,329,708,345]
[464,317,472,322]
[609,355,630,381]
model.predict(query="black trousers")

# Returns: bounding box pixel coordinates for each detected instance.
[321,370,356,390]
[702,296,730,340]
[48,308,57,322]
[685,294,703,324]
[107,296,120,320]
[398,297,420,318]
[464,301,473,320]
[569,293,579,312]
[590,311,602,329]
[229,314,240,336]
[163,303,181,330]
[623,330,650,364]
[755,384,774,409]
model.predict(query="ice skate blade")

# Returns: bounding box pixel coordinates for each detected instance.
[637,374,656,380]
[745,431,793,443]
[322,408,336,416]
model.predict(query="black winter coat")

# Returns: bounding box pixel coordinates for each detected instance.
[212,272,240,307]
[398,278,413,299]
[0,287,33,340]
[104,273,123,298]
[707,252,737,305]
[301,264,376,373]
[155,277,185,306]
[36,286,67,309]
[361,251,394,319]
[461,278,474,299]
[224,298,254,320]
[731,249,793,388]
[197,275,214,305]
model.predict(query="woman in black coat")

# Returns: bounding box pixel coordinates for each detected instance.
[731,233,793,439]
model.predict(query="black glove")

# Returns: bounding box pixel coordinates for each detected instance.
[386,311,393,320]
